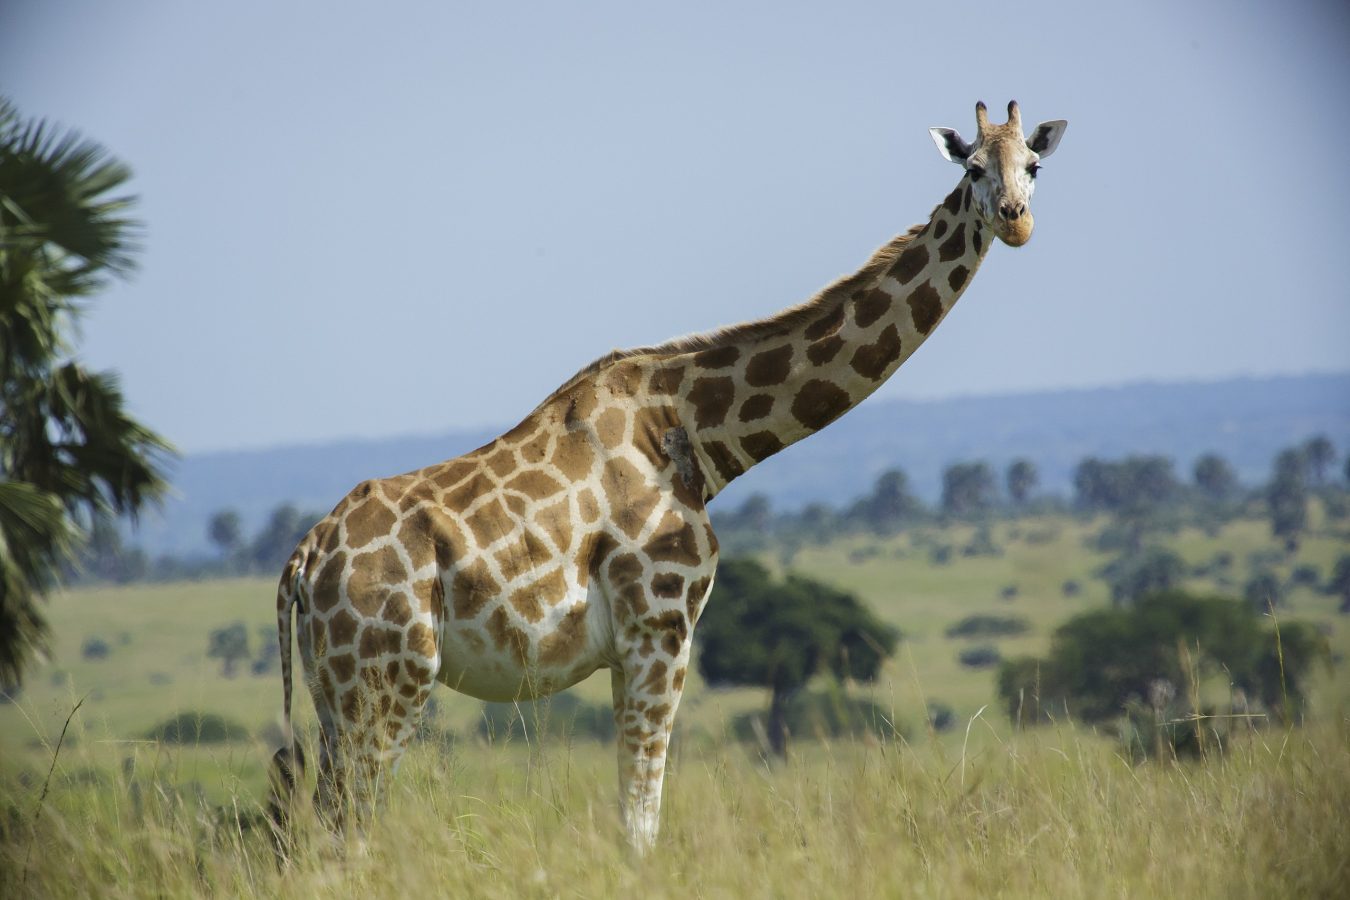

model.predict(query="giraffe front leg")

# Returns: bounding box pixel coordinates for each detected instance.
[611,629,690,854]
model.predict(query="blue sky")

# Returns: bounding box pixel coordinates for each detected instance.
[2,0,1347,453]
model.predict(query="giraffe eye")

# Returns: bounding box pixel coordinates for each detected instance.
[967,165,985,182]
[1028,163,1041,179]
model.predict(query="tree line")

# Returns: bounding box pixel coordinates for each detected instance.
[64,434,1350,597]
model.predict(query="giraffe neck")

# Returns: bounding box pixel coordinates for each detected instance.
[671,177,990,499]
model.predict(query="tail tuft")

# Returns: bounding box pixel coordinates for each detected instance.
[266,743,307,863]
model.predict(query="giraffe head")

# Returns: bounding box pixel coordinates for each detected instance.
[929,101,1067,248]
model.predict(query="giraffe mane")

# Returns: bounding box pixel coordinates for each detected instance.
[538,223,926,406]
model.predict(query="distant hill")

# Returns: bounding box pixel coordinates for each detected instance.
[128,372,1350,558]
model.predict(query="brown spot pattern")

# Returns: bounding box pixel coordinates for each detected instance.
[329,608,359,646]
[577,488,601,523]
[686,376,734,429]
[407,622,437,658]
[938,223,966,262]
[807,335,845,366]
[603,457,661,540]
[504,469,563,501]
[644,514,702,566]
[312,551,347,613]
[907,281,944,335]
[948,265,970,292]
[538,603,588,666]
[804,304,845,341]
[451,558,499,619]
[693,346,740,369]
[702,440,744,483]
[741,430,784,461]
[345,500,397,550]
[492,528,552,580]
[464,497,510,548]
[348,546,407,616]
[595,408,627,450]
[891,243,929,284]
[329,653,356,684]
[510,567,568,622]
[944,186,963,214]
[485,607,529,666]
[850,323,901,380]
[359,625,403,659]
[551,431,595,482]
[652,572,685,598]
[852,288,892,329]
[382,592,413,627]
[738,393,774,422]
[744,345,793,387]
[648,367,685,395]
[792,379,852,430]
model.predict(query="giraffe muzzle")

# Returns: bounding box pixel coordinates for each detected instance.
[995,208,1034,247]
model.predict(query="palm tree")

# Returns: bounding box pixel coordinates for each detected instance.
[0,97,173,686]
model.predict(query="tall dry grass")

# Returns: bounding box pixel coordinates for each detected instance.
[3,715,1346,899]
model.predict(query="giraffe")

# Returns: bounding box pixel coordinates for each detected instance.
[269,100,1067,852]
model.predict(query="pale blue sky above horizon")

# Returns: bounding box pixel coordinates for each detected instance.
[2,0,1348,455]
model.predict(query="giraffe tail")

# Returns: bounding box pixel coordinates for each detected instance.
[268,553,307,862]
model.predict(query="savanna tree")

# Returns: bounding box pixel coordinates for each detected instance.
[696,558,899,757]
[0,98,171,685]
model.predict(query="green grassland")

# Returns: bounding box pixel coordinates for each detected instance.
[2,511,1347,897]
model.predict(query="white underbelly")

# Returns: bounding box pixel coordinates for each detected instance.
[434,581,614,702]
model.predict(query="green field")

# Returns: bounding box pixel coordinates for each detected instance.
[2,512,1347,897]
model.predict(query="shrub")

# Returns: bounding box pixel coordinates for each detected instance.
[958,645,1002,669]
[999,584,1020,602]
[1243,570,1284,610]
[81,637,110,660]
[1289,564,1321,588]
[144,712,250,744]
[1061,579,1082,598]
[926,701,955,732]
[998,590,1328,726]
[730,688,901,745]
[945,615,1029,639]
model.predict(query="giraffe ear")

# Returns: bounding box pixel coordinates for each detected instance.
[1026,119,1068,158]
[930,127,971,164]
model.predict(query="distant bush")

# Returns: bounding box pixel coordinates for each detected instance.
[478,692,614,743]
[1289,564,1321,588]
[148,672,172,686]
[945,615,1029,639]
[961,527,1001,558]
[144,712,250,744]
[1022,526,1061,545]
[1243,571,1284,610]
[999,590,1328,728]
[926,701,955,733]
[1061,579,1082,598]
[929,544,953,565]
[958,646,1002,669]
[999,584,1020,602]
[847,545,882,565]
[81,637,110,661]
[730,688,901,745]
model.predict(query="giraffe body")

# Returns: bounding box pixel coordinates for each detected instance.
[273,101,1066,851]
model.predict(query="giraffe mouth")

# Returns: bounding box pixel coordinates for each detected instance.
[994,214,1034,247]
